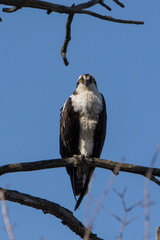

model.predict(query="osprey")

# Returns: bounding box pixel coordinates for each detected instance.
[60,74,107,210]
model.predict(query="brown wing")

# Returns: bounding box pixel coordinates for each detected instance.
[60,97,80,197]
[93,94,107,157]
[60,97,80,158]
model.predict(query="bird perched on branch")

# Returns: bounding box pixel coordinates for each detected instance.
[60,74,107,210]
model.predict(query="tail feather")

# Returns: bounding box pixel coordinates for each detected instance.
[67,166,94,210]
[74,168,93,211]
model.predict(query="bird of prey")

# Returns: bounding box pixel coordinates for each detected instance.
[60,74,107,210]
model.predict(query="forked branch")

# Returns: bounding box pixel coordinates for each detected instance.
[0,0,144,65]
[0,156,160,239]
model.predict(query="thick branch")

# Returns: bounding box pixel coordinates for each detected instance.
[0,0,144,25]
[0,187,102,240]
[3,6,21,12]
[0,157,160,185]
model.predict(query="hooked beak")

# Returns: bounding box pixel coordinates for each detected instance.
[86,79,91,87]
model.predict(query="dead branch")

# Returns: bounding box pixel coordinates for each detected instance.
[0,0,144,65]
[113,188,143,240]
[61,12,74,66]
[0,187,102,240]
[74,10,143,25]
[112,0,124,8]
[0,0,144,24]
[84,159,124,240]
[98,1,111,12]
[144,144,160,240]
[2,6,21,13]
[0,157,160,186]
[0,190,16,240]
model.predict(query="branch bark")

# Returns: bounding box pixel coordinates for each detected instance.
[0,157,160,185]
[1,157,160,238]
[0,0,144,65]
[0,0,144,24]
[0,187,102,240]
[61,13,74,66]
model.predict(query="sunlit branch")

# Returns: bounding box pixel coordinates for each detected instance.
[0,157,160,186]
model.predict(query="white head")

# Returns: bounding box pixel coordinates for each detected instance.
[76,74,98,92]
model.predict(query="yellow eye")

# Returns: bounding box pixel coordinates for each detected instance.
[79,78,84,83]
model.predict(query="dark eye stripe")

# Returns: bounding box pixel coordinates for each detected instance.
[76,76,84,87]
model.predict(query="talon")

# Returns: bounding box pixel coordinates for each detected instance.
[80,155,86,161]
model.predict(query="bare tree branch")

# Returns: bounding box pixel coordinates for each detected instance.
[99,1,112,11]
[61,13,74,66]
[85,159,124,240]
[0,0,144,65]
[0,190,16,240]
[113,188,142,240]
[0,0,143,25]
[1,156,159,238]
[144,144,160,240]
[0,157,160,185]
[0,187,103,240]
[74,9,144,24]
[3,6,21,13]
[83,161,122,240]
[112,0,125,8]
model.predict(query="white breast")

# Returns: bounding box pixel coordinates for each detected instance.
[71,89,103,156]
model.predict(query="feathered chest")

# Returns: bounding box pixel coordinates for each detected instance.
[69,89,103,156]
[71,90,103,133]
[71,90,103,116]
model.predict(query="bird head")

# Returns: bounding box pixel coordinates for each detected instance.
[76,74,97,91]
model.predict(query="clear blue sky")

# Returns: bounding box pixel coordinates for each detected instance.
[0,0,160,239]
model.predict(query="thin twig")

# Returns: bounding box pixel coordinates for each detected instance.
[61,13,74,66]
[85,160,124,239]
[144,143,160,240]
[93,188,142,239]
[84,176,94,240]
[0,187,102,240]
[0,190,16,240]
[76,9,143,24]
[99,0,111,11]
[112,0,125,8]
[113,188,142,240]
